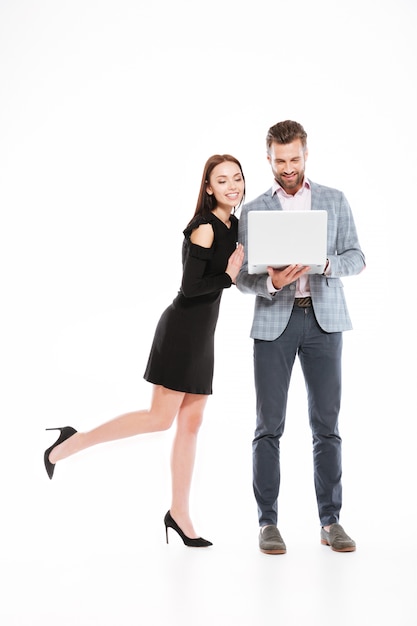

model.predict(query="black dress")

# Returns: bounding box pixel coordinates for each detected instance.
[144,212,238,394]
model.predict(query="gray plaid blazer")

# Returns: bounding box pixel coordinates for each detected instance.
[236,181,366,340]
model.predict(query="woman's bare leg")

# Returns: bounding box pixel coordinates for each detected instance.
[169,393,208,538]
[48,385,185,464]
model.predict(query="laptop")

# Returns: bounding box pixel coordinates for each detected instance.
[247,210,328,275]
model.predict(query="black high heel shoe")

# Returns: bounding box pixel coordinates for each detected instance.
[164,510,212,547]
[44,426,77,480]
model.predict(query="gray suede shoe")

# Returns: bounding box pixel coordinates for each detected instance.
[259,525,287,554]
[321,523,356,552]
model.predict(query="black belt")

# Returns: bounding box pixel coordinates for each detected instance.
[294,297,312,308]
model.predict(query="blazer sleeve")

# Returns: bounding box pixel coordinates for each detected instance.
[326,191,366,277]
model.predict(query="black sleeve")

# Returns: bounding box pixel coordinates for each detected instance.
[181,243,232,298]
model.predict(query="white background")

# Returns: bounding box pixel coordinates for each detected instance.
[1,1,416,624]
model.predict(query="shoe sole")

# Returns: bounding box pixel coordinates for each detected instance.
[260,548,286,555]
[321,539,356,552]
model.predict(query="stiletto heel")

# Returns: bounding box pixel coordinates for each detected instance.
[44,426,77,480]
[164,510,212,548]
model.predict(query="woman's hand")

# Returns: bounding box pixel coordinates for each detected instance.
[225,244,244,283]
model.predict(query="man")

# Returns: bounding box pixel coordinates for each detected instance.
[236,120,365,554]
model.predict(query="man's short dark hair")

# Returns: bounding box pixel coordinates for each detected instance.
[266,120,307,151]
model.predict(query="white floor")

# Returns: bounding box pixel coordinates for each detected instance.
[4,523,416,626]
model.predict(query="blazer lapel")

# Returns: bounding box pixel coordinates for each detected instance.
[310,181,322,210]
[262,190,283,211]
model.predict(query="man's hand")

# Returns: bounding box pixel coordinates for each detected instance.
[267,264,310,290]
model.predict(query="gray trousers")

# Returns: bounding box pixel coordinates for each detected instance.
[253,305,343,527]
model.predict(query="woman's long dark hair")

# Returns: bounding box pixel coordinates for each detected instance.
[187,154,245,226]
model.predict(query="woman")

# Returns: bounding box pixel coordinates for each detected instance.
[44,154,245,547]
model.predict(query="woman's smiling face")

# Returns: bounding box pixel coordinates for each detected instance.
[206,161,245,210]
